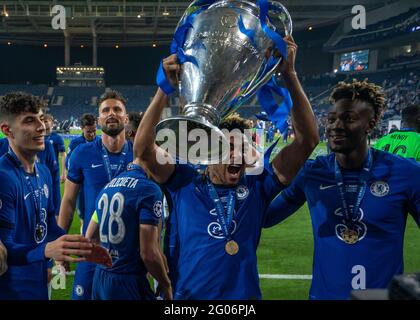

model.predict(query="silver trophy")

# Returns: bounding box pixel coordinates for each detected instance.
[156,0,292,164]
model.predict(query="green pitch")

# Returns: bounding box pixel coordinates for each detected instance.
[52,138,420,300]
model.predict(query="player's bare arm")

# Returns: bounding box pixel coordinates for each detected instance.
[84,219,112,268]
[133,55,179,184]
[0,240,7,276]
[157,220,169,274]
[140,224,173,300]
[271,36,319,185]
[59,151,67,183]
[58,180,81,232]
[85,219,100,245]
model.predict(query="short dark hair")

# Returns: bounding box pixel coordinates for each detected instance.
[0,92,44,122]
[401,104,419,122]
[329,79,387,124]
[80,113,96,127]
[97,90,127,107]
[127,112,144,131]
[219,113,252,133]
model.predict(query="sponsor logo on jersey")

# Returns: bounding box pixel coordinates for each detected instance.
[334,206,367,244]
[34,208,48,243]
[207,220,237,239]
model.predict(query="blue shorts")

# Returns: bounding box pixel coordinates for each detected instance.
[72,261,96,300]
[92,267,156,300]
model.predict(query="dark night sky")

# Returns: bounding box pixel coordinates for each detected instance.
[0,25,335,85]
[0,44,171,85]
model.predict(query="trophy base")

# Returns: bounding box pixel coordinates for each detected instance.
[155,116,229,165]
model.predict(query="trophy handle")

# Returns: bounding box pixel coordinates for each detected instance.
[268,1,293,38]
[239,57,281,102]
[176,0,210,29]
[234,0,292,105]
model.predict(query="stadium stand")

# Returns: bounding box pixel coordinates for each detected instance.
[0,0,419,304]
[381,53,420,69]
[0,84,48,97]
[0,85,157,121]
[0,67,417,128]
[331,8,420,50]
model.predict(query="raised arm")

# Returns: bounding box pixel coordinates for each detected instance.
[271,37,319,185]
[133,55,180,184]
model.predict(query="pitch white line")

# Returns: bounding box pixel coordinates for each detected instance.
[51,270,76,276]
[52,271,312,280]
[259,274,312,280]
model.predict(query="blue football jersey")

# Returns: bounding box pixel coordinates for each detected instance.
[164,164,284,300]
[66,135,100,170]
[0,138,61,215]
[65,136,100,220]
[0,138,8,156]
[69,139,132,300]
[0,153,65,299]
[45,132,65,162]
[94,165,162,276]
[265,149,420,300]
[67,138,133,234]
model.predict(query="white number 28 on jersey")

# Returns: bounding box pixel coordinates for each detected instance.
[98,192,126,244]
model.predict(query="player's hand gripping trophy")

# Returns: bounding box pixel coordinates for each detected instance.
[156,0,293,164]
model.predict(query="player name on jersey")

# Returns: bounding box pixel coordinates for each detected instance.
[389,133,409,140]
[105,177,139,189]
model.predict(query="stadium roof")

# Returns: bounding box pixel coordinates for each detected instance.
[0,0,398,47]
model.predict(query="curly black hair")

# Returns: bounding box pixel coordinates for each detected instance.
[0,92,44,121]
[219,113,252,133]
[329,79,387,124]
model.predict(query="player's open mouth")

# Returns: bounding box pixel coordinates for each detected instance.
[227,165,242,177]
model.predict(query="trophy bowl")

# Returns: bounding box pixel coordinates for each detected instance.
[156,0,292,164]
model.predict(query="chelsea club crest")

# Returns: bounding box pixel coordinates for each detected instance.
[370,181,389,197]
[236,185,249,200]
